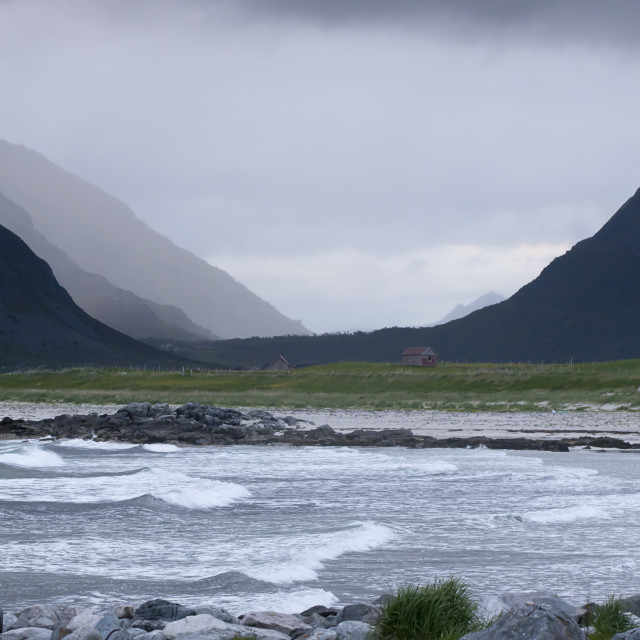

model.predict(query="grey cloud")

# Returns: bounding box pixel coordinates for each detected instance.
[185,0,640,47]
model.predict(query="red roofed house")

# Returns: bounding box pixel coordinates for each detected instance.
[401,346,438,367]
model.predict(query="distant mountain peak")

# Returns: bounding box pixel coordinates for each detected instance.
[435,290,506,325]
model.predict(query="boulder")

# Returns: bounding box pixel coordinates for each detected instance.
[95,614,128,640]
[621,596,640,617]
[612,630,640,640]
[1,629,53,640]
[296,630,337,640]
[8,606,78,631]
[163,615,229,638]
[459,605,585,640]
[3,617,18,633]
[128,624,164,634]
[133,601,196,623]
[62,631,104,640]
[335,606,379,626]
[334,622,373,640]
[240,612,310,637]
[192,609,238,626]
[117,403,151,419]
[498,592,586,622]
[68,610,101,632]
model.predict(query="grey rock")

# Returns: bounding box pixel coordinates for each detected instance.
[149,404,171,418]
[133,602,196,623]
[130,633,165,640]
[3,617,18,633]
[498,592,586,622]
[1,608,4,635]
[336,606,379,626]
[95,614,127,640]
[9,607,78,631]
[192,609,238,626]
[240,612,310,637]
[61,630,103,640]
[296,630,337,640]
[68,610,101,632]
[2,629,54,640]
[163,615,229,638]
[621,596,640,617]
[612,629,640,640]
[129,623,164,634]
[334,622,373,640]
[459,605,584,640]
[117,403,151,419]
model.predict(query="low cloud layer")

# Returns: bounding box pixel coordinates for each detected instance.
[1,0,639,332]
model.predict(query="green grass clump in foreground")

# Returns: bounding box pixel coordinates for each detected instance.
[587,595,635,640]
[377,578,483,640]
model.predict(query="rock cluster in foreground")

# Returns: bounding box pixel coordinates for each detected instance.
[2,591,640,640]
[1,403,638,452]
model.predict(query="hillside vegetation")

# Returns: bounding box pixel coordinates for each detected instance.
[1,360,640,410]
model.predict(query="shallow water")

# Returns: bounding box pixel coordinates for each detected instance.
[1,408,639,615]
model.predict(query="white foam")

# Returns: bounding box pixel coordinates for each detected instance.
[248,521,396,584]
[158,479,251,508]
[522,505,610,524]
[228,588,338,615]
[0,443,65,468]
[54,439,137,450]
[143,443,181,453]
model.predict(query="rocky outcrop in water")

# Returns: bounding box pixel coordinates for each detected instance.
[1,403,638,452]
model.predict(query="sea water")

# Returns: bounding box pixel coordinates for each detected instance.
[1,408,639,615]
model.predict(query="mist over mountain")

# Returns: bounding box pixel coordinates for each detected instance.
[0,223,194,370]
[199,187,640,367]
[0,191,217,342]
[434,291,506,325]
[0,140,310,339]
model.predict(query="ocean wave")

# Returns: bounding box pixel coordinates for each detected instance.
[247,521,396,584]
[492,504,611,525]
[157,479,251,509]
[54,439,138,451]
[0,443,65,468]
[143,443,182,453]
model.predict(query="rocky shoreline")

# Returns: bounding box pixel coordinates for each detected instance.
[0,402,638,452]
[2,590,640,640]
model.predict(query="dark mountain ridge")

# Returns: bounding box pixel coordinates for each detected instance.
[0,224,193,370]
[0,191,216,342]
[199,187,640,367]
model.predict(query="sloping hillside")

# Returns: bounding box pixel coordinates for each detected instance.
[0,140,310,339]
[199,187,640,366]
[0,224,193,370]
[0,191,215,342]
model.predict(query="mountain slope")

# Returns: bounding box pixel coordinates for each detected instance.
[434,291,506,325]
[0,224,192,370]
[0,140,310,339]
[201,187,640,366]
[0,191,215,342]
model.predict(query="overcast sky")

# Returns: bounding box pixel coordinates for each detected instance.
[1,0,639,333]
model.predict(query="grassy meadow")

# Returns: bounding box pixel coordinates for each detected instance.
[1,360,640,411]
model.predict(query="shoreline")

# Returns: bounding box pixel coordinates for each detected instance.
[2,589,640,640]
[1,402,640,452]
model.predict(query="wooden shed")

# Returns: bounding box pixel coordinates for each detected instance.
[401,346,438,367]
[264,355,295,371]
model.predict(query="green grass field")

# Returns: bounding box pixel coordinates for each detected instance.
[1,360,640,411]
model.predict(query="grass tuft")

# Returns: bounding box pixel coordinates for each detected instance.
[376,578,482,640]
[587,595,634,640]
